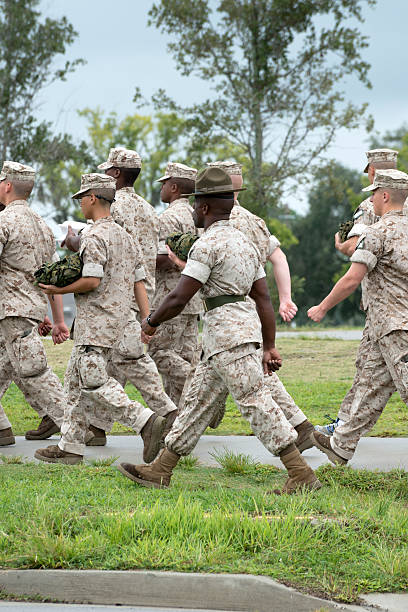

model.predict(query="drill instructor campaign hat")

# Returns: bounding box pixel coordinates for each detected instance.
[182,167,246,197]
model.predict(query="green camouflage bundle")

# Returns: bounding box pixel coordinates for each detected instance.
[165,232,199,261]
[34,252,83,287]
[338,220,354,243]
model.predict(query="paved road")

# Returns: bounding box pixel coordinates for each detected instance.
[5,434,407,471]
[0,604,233,612]
[276,329,363,340]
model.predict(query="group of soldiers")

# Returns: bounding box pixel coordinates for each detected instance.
[0,145,406,493]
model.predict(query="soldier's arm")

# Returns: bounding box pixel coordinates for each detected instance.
[39,276,101,295]
[61,226,81,252]
[335,233,359,257]
[249,277,282,374]
[308,262,367,322]
[47,294,70,344]
[134,280,149,320]
[268,247,297,322]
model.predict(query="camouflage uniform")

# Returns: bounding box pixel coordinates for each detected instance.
[0,193,66,428]
[149,197,202,405]
[331,210,408,459]
[166,220,297,456]
[59,215,155,455]
[337,198,378,422]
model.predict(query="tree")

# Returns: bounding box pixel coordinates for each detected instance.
[148,0,375,215]
[287,162,365,325]
[369,125,408,173]
[0,0,84,164]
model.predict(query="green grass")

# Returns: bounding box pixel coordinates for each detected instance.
[0,457,407,602]
[3,337,407,437]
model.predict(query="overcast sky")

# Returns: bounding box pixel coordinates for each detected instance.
[37,0,408,213]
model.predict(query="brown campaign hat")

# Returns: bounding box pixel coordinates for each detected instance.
[182,167,246,197]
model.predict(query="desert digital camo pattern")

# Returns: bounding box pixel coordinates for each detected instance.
[111,187,159,304]
[0,161,36,182]
[0,201,58,321]
[0,317,65,427]
[166,343,297,456]
[97,147,142,171]
[362,168,408,193]
[332,329,408,459]
[182,220,265,360]
[351,211,408,341]
[230,202,280,266]
[206,160,243,176]
[59,345,153,455]
[74,216,144,347]
[72,173,116,199]
[153,198,202,314]
[363,148,398,172]
[157,161,197,183]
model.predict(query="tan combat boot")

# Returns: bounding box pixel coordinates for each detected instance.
[277,444,322,494]
[161,409,178,441]
[312,431,348,465]
[25,415,59,440]
[34,445,83,465]
[295,419,315,453]
[85,425,107,447]
[118,448,180,489]
[140,414,166,463]
[0,427,15,446]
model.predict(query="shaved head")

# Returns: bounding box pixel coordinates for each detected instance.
[11,179,34,199]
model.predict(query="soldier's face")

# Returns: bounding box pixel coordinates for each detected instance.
[0,180,5,205]
[160,179,172,203]
[80,194,93,219]
[192,199,205,227]
[371,188,386,216]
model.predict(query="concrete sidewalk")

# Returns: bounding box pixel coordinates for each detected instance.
[2,434,407,471]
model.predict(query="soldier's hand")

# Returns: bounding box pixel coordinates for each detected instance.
[141,317,157,337]
[166,245,186,270]
[52,322,70,345]
[38,316,52,336]
[141,329,152,344]
[61,226,80,252]
[279,299,298,322]
[307,304,327,322]
[263,347,282,375]
[39,283,61,295]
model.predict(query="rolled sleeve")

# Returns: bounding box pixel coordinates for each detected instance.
[255,265,266,281]
[82,263,104,278]
[182,259,211,284]
[268,234,280,256]
[134,265,146,282]
[347,223,367,238]
[157,240,167,255]
[350,230,382,273]
[350,249,377,272]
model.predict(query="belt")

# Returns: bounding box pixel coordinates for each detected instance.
[203,294,246,312]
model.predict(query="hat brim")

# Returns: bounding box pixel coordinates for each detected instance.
[0,172,6,182]
[363,162,369,174]
[182,186,246,197]
[156,174,171,183]
[362,183,377,192]
[97,161,113,171]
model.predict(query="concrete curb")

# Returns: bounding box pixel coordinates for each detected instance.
[0,569,364,612]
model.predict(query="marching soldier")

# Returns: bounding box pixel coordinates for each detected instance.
[118,168,322,494]
[308,169,408,464]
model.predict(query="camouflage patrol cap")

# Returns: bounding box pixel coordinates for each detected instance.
[182,167,246,197]
[364,148,398,173]
[206,160,242,176]
[72,173,116,200]
[97,147,142,171]
[362,169,408,192]
[0,161,36,182]
[156,161,197,183]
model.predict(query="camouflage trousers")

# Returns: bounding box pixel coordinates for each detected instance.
[148,313,200,406]
[90,311,177,432]
[203,347,307,430]
[59,345,154,456]
[338,318,372,422]
[332,329,408,460]
[166,343,297,456]
[0,317,66,430]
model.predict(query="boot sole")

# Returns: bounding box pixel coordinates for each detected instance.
[25,426,60,440]
[311,432,348,465]
[0,437,15,446]
[117,463,168,489]
[34,450,83,465]
[85,437,107,447]
[296,432,314,453]
[143,416,166,463]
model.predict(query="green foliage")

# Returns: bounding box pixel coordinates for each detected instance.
[210,448,259,474]
[369,124,408,174]
[149,0,375,213]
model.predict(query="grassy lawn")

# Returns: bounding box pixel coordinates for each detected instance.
[3,337,407,437]
[0,455,407,603]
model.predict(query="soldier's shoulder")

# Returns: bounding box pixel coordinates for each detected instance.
[354,197,373,216]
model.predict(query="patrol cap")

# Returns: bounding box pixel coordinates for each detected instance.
[182,167,246,197]
[362,169,408,192]
[156,161,197,183]
[206,160,242,176]
[364,148,398,173]
[72,173,116,200]
[97,147,142,171]
[0,161,36,182]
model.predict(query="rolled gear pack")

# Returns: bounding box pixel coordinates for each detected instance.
[34,252,83,287]
[338,220,354,243]
[165,232,199,262]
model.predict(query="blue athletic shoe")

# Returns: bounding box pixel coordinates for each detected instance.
[314,416,344,436]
